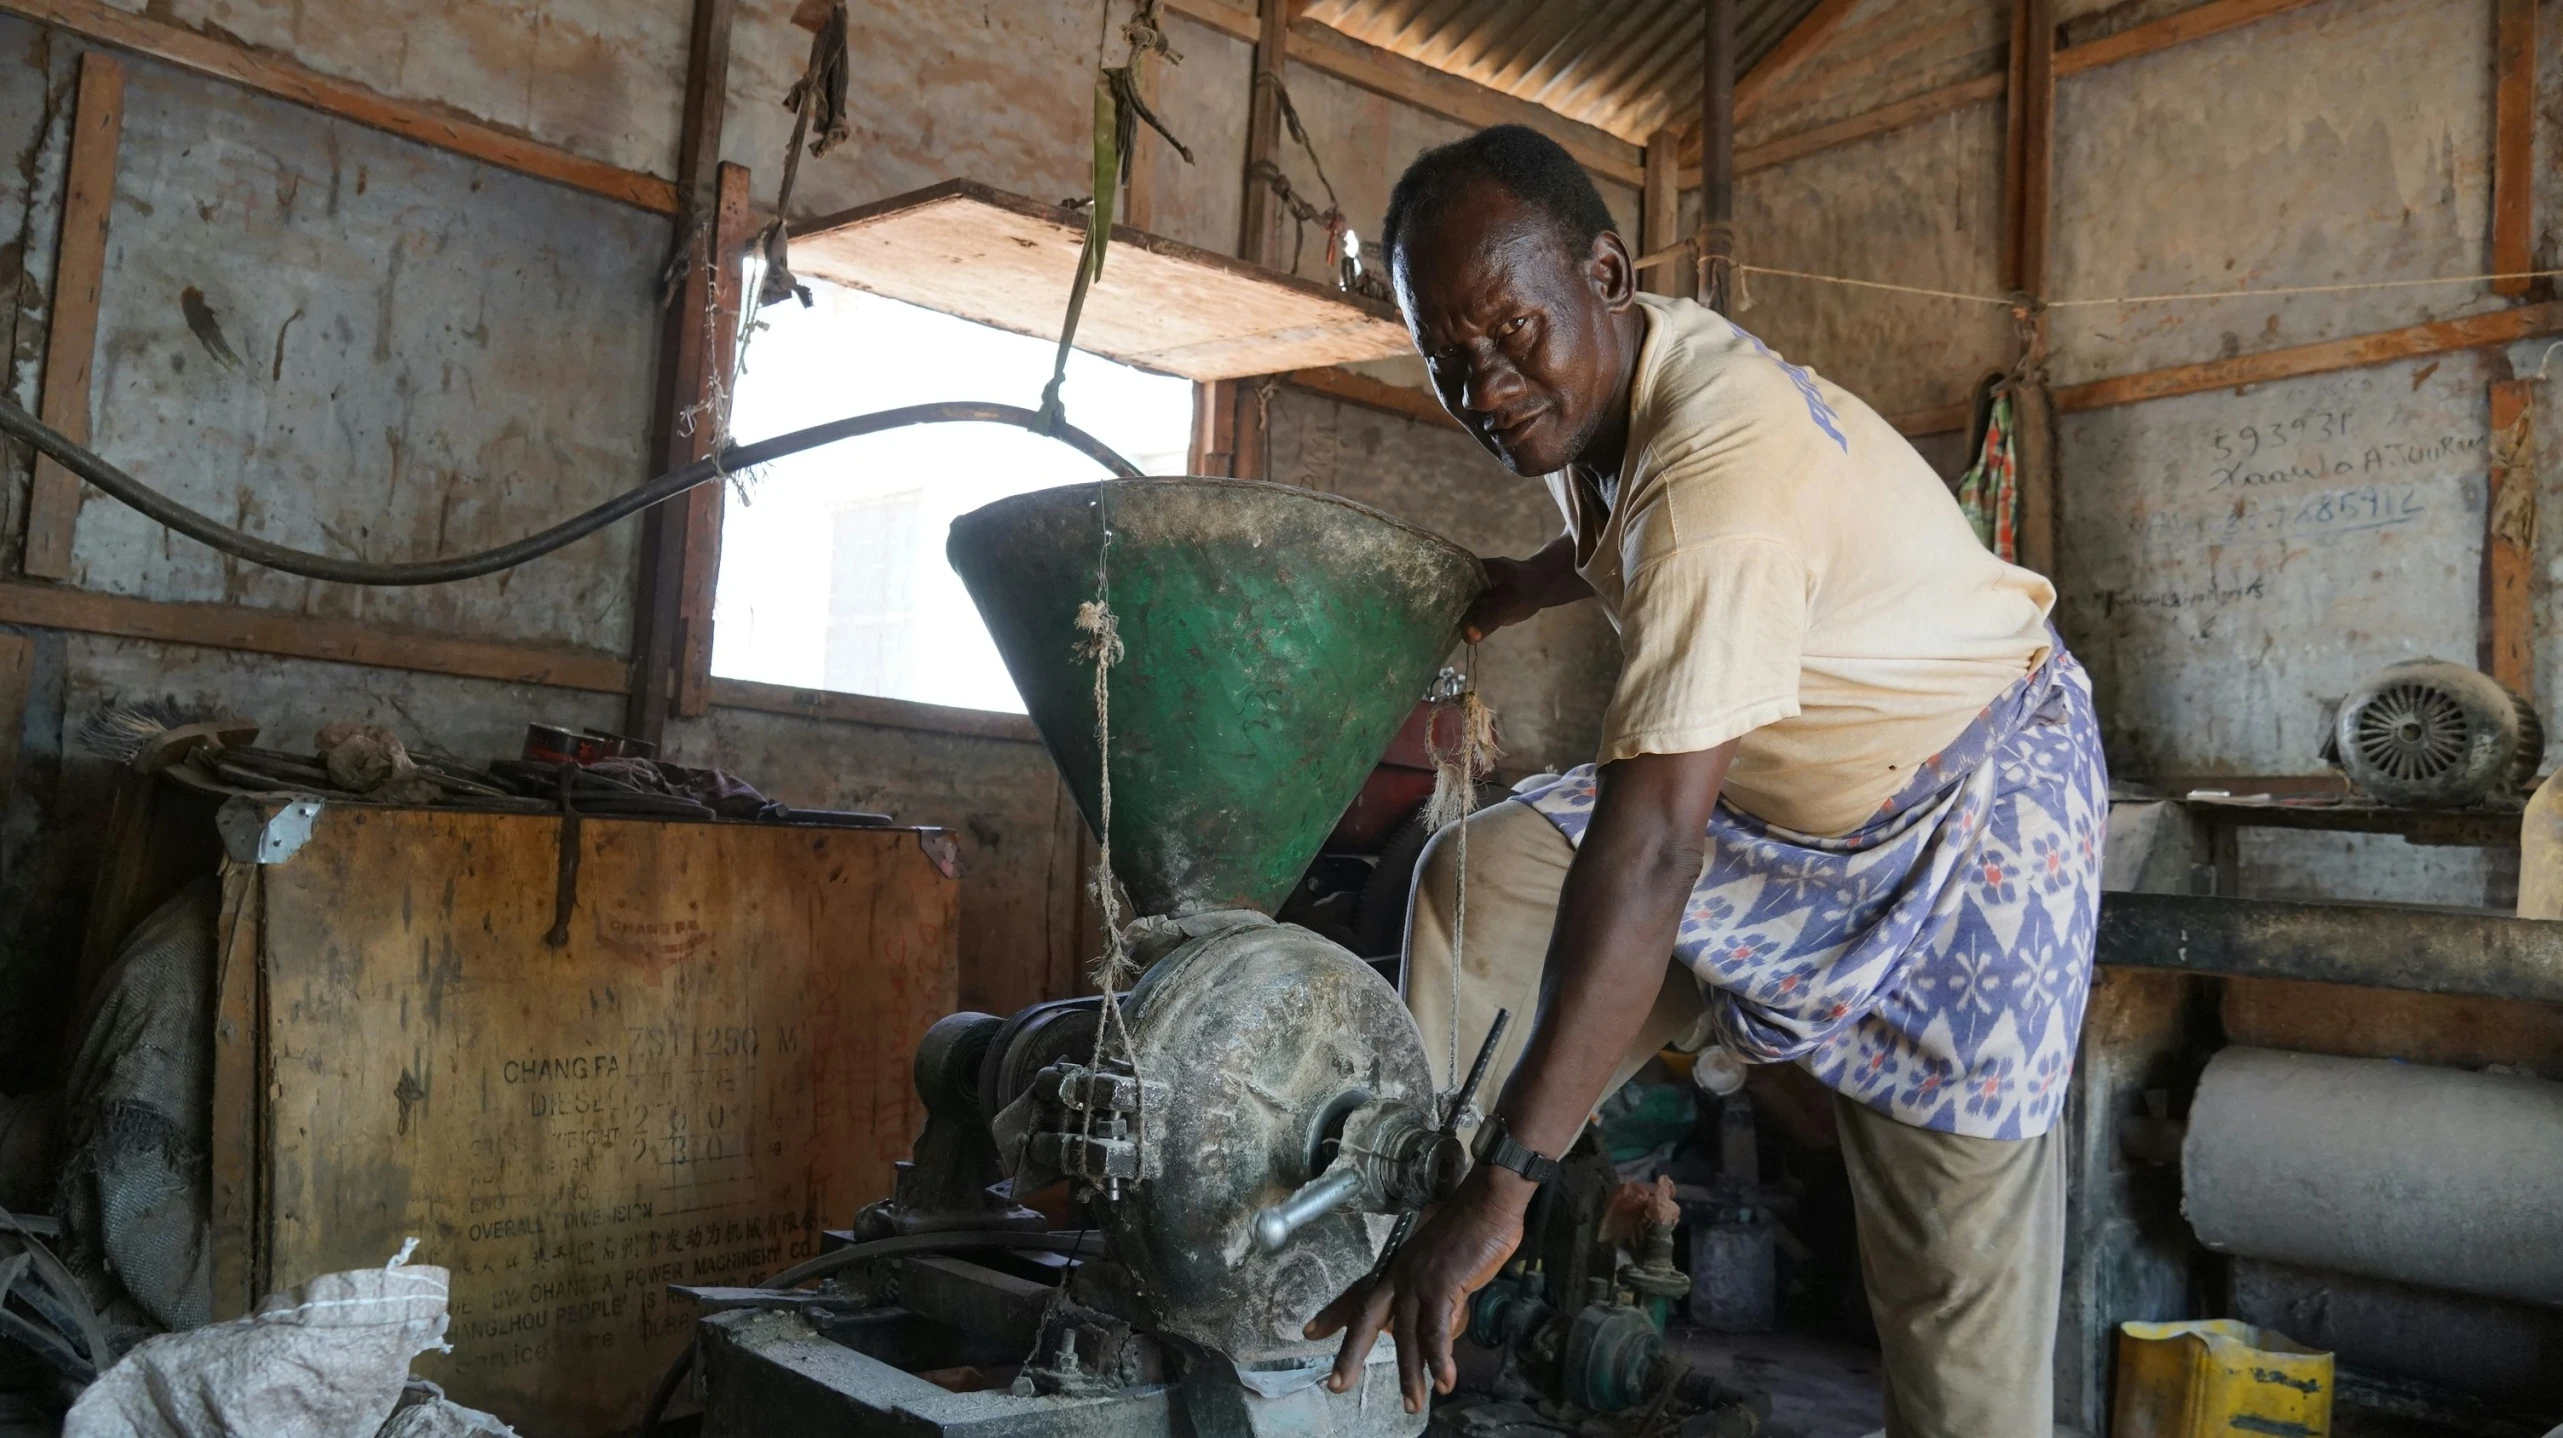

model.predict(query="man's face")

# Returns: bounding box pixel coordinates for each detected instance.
[1394,181,1638,477]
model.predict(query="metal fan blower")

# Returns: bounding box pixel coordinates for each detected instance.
[2324,659,2544,808]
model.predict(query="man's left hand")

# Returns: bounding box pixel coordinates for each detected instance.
[1303,1169,1531,1412]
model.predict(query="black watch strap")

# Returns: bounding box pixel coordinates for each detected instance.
[1473,1116,1562,1187]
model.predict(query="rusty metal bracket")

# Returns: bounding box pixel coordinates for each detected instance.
[215,796,322,865]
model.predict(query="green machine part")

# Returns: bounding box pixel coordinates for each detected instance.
[947,477,1484,919]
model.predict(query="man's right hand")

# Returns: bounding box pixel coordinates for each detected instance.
[1463,534,1591,643]
[1464,555,1551,642]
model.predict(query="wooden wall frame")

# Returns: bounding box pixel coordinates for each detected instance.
[2,0,675,213]
[21,50,123,581]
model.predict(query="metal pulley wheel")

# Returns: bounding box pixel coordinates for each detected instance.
[2327,659,2543,808]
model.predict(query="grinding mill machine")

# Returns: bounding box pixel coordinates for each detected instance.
[688,480,1700,1437]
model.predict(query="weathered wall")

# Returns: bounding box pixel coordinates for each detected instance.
[1723,0,2551,909]
[0,0,1653,1095]
[65,57,659,648]
[1733,104,2012,420]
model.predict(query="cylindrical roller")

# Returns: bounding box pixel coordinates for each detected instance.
[2184,1046,2563,1305]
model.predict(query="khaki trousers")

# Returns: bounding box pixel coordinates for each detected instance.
[1403,799,2065,1438]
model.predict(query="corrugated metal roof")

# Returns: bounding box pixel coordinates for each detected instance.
[1301,0,1825,145]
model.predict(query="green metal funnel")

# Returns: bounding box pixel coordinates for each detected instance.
[948,478,1483,918]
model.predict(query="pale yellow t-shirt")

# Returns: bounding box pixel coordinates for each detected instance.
[1547,294,2055,836]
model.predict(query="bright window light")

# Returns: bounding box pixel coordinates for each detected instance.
[711,281,1194,713]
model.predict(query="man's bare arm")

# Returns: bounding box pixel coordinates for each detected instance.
[1485,743,1732,1185]
[1312,742,1734,1409]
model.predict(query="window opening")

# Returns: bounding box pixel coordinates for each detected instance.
[711,279,1192,713]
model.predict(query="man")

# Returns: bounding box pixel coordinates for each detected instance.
[1306,125,2106,1438]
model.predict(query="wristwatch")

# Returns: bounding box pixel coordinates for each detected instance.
[1471,1115,1563,1187]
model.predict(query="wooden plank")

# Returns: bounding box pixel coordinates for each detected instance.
[1162,0,1646,187]
[627,0,738,744]
[1239,0,1292,268]
[789,181,1410,380]
[2000,0,2056,296]
[0,633,32,805]
[1677,0,2324,187]
[207,862,262,1320]
[0,0,677,214]
[0,582,629,691]
[23,51,123,581]
[1640,126,1682,293]
[1687,73,2006,185]
[672,162,752,721]
[247,808,955,1431]
[2051,0,2326,77]
[1123,48,1165,233]
[672,0,735,221]
[2003,0,2057,576]
[1191,378,1241,475]
[706,675,1041,743]
[2224,977,2563,1078]
[1284,366,1460,430]
[1232,374,1275,481]
[1889,400,1973,437]
[2486,379,2535,695]
[2053,303,2563,413]
[2490,0,2535,295]
[1734,0,1862,119]
[1895,307,2563,436]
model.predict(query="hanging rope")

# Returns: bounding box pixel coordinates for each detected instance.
[1070,483,1152,1191]
[1629,235,2563,311]
[1423,650,1499,1096]
[1035,0,1195,435]
[753,0,851,311]
[1247,73,1392,301]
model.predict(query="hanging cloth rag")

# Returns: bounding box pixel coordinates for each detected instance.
[1953,372,2020,562]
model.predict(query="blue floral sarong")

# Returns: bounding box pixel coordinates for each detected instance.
[1516,645,2108,1140]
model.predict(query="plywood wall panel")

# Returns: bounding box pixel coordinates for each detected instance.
[2050,0,2499,386]
[136,0,688,180]
[246,806,955,1434]
[68,57,658,650]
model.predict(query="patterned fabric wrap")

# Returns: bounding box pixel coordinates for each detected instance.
[1516,644,2107,1140]
[1954,389,2019,562]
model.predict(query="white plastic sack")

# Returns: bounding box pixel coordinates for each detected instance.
[64,1257,451,1438]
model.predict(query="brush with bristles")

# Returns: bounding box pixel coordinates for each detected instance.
[80,700,258,772]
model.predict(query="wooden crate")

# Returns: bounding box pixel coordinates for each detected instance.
[205,803,957,1436]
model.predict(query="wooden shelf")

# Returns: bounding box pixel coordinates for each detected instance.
[790,179,1414,382]
[2182,795,2523,849]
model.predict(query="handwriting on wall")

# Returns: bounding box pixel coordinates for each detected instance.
[2090,402,2487,620]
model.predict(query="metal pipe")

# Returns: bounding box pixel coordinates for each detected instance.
[2095,892,2563,1004]
[0,395,1142,588]
[1252,1166,1365,1252]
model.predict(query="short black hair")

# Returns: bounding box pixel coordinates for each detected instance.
[1380,124,1618,270]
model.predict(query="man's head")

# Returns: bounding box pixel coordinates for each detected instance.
[1382,125,1646,477]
